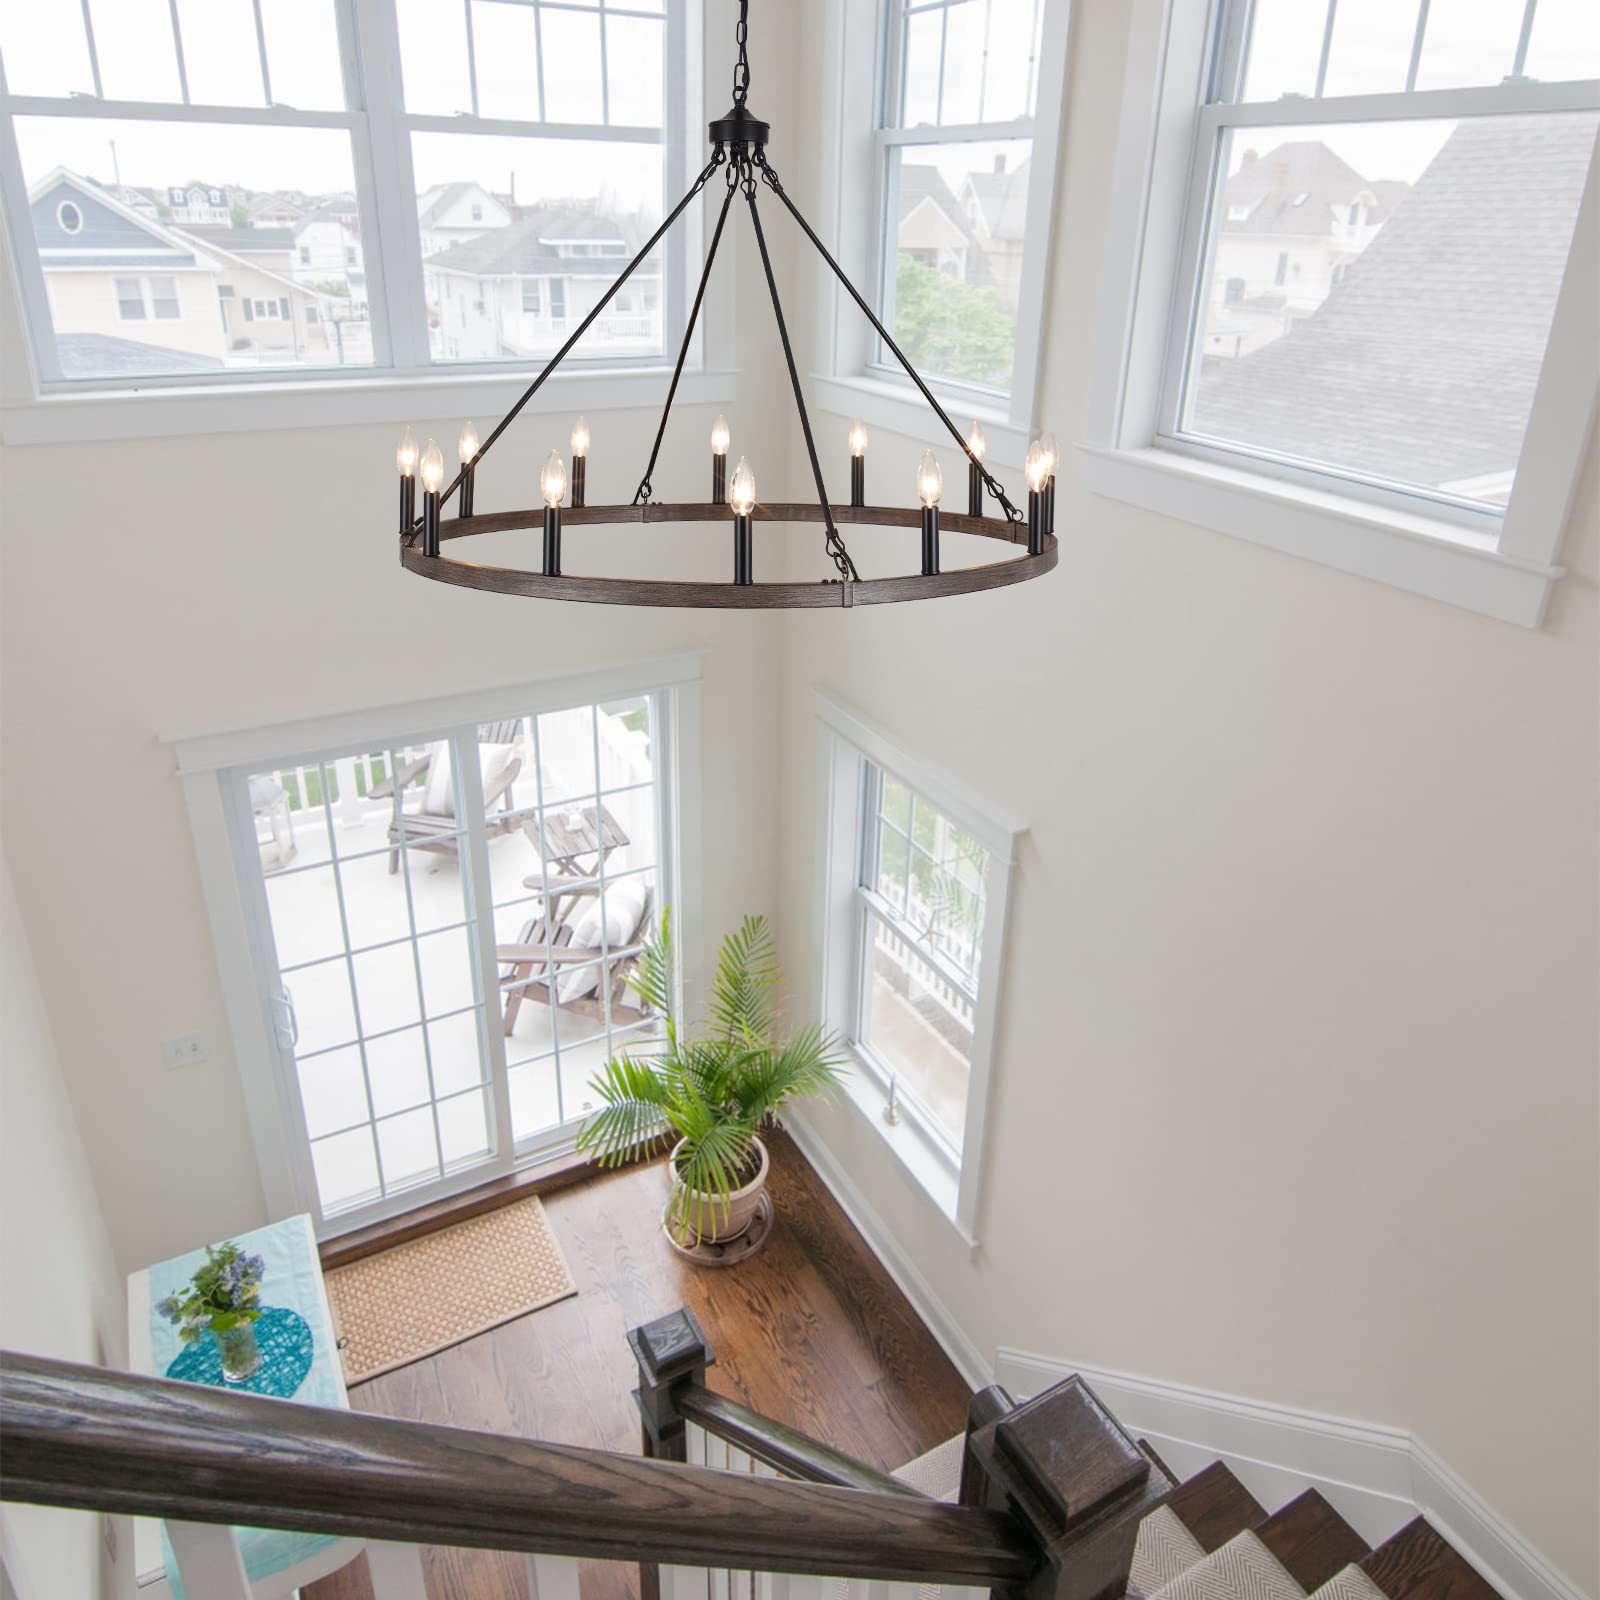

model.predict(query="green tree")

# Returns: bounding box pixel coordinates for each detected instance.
[892,254,1014,387]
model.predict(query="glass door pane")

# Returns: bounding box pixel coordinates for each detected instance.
[246,738,505,1221]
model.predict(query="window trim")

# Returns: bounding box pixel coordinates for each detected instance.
[810,0,1076,469]
[1085,0,1600,628]
[814,693,1020,1246]
[171,652,703,1235]
[0,0,717,428]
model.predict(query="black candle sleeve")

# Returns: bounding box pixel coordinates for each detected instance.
[967,460,983,518]
[733,513,754,584]
[399,474,415,536]
[572,456,587,509]
[850,455,865,508]
[543,506,562,577]
[712,453,727,505]
[422,490,442,556]
[921,505,940,576]
[458,463,475,518]
[1027,489,1045,556]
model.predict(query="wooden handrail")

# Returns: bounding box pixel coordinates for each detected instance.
[674,1382,930,1499]
[0,1352,1035,1586]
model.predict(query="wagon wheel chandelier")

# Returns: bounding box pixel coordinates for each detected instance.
[394,0,1059,610]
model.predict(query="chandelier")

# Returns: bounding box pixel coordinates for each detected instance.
[394,2,1058,610]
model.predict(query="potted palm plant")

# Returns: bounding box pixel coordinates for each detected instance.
[577,911,843,1246]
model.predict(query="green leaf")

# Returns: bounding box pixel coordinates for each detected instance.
[709,915,779,1042]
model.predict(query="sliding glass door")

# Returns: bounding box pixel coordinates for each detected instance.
[229,692,676,1232]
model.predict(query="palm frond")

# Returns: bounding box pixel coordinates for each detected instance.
[624,907,678,1052]
[573,1052,677,1166]
[668,1117,758,1243]
[708,914,779,1042]
[732,1025,846,1128]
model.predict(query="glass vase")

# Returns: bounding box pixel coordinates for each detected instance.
[211,1320,262,1383]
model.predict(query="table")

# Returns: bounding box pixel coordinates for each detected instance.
[128,1215,425,1599]
[519,802,630,922]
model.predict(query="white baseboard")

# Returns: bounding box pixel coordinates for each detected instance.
[784,1113,990,1390]
[996,1348,1591,1600]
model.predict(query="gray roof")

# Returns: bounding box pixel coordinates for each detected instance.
[186,225,295,253]
[1189,116,1594,492]
[56,333,225,378]
[426,207,652,276]
[418,181,495,228]
[1221,141,1399,237]
[962,157,1031,242]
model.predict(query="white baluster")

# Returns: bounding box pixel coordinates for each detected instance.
[365,1540,429,1599]
[526,1552,582,1600]
[167,1522,250,1599]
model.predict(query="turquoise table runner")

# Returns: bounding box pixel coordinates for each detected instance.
[148,1217,344,1596]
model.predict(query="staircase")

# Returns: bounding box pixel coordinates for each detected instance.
[891,1431,1502,1600]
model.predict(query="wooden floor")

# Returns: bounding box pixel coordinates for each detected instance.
[307,1130,971,1600]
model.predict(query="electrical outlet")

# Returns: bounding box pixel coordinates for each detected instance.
[163,1032,209,1070]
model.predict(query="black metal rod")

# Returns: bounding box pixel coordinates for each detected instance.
[761,168,1022,526]
[399,474,415,536]
[744,184,859,582]
[850,456,865,508]
[410,152,723,534]
[543,506,562,576]
[458,463,475,518]
[634,179,738,506]
[422,490,441,556]
[712,453,727,504]
[921,506,940,576]
[572,456,587,509]
[968,461,983,518]
[1045,473,1055,534]
[1027,490,1044,557]
[733,512,753,584]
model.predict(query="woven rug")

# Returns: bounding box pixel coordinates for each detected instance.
[325,1197,576,1384]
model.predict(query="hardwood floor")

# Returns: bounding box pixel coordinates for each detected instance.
[305,1130,971,1600]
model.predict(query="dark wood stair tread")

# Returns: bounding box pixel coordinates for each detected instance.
[1137,1437,1178,1485]
[1364,1518,1502,1600]
[1165,1461,1268,1553]
[1256,1490,1370,1591]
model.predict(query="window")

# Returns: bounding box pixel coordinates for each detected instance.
[113,274,179,320]
[819,0,1071,462]
[0,0,689,397]
[818,700,1016,1239]
[1088,0,1600,626]
[522,279,543,315]
[115,277,147,321]
[179,669,692,1234]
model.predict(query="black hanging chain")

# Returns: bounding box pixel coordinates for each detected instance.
[757,155,1026,526]
[732,0,751,106]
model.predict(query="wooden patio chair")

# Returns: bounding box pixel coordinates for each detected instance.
[498,888,654,1036]
[372,728,523,873]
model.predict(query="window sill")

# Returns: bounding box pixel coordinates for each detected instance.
[835,1051,977,1248]
[1079,444,1562,628]
[815,372,1031,469]
[1,366,739,446]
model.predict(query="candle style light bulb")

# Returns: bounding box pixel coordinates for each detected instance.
[711,414,731,454]
[967,420,986,461]
[571,416,590,458]
[917,450,943,509]
[1025,440,1049,492]
[458,420,478,464]
[728,456,756,516]
[849,418,868,458]
[420,439,444,494]
[397,425,418,475]
[541,449,568,508]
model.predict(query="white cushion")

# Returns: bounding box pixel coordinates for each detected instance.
[421,742,516,819]
[556,877,650,1004]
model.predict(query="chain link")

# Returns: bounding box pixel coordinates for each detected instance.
[733,0,750,105]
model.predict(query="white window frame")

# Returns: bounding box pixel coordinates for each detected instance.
[815,695,1019,1245]
[0,0,733,442]
[810,0,1075,469]
[170,653,703,1237]
[1085,0,1600,628]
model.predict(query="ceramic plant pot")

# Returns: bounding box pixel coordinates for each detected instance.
[669,1135,770,1245]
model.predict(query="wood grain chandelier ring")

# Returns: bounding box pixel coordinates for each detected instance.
[394,1,1060,611]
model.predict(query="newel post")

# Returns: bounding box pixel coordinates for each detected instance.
[961,1376,1174,1600]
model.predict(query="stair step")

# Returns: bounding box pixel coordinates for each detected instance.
[1256,1491,1370,1592]
[1152,1530,1304,1600]
[1138,1436,1179,1483]
[1362,1518,1501,1600]
[1167,1461,1270,1553]
[1316,1567,1391,1600]
[1134,1505,1208,1596]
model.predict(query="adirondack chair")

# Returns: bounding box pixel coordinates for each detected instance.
[498,887,654,1036]
[372,724,524,873]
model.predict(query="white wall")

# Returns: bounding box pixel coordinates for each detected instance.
[0,854,130,1599]
[771,1,1600,1595]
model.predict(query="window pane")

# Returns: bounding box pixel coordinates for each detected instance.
[861,919,973,1153]
[1182,114,1598,509]
[539,8,604,122]
[1523,0,1600,81]
[175,0,266,106]
[15,118,372,378]
[297,1045,369,1140]
[365,1026,432,1118]
[901,7,943,126]
[472,0,541,120]
[353,941,422,1036]
[260,0,347,111]
[885,139,1030,393]
[0,1,98,96]
[397,0,473,114]
[412,132,663,364]
[311,1125,379,1213]
[1411,0,1525,91]
[377,1105,441,1190]
[606,14,664,129]
[438,1088,492,1167]
[86,0,182,101]
[1241,0,1332,101]
[1320,0,1421,97]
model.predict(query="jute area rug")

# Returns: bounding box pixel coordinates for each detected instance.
[325,1196,577,1384]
